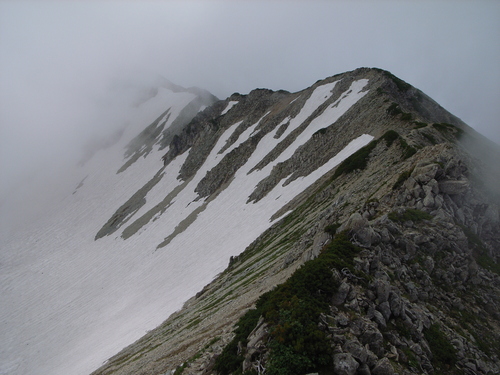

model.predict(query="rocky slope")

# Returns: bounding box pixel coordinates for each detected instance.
[91,68,500,375]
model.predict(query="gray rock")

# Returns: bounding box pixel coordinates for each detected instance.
[379,227,393,244]
[423,193,435,208]
[374,279,391,303]
[403,176,418,191]
[377,301,392,321]
[357,363,371,375]
[438,179,469,195]
[365,349,379,368]
[356,226,380,247]
[343,339,368,364]
[361,328,384,357]
[371,357,395,375]
[341,212,368,232]
[422,256,435,274]
[333,282,351,306]
[243,317,268,372]
[428,178,440,194]
[412,163,439,184]
[410,342,423,356]
[389,292,404,318]
[372,309,387,328]
[333,353,359,375]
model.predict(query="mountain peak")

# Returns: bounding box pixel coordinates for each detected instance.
[3,69,499,375]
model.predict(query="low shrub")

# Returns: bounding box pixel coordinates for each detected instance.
[381,130,399,147]
[388,209,432,223]
[332,141,377,178]
[387,103,403,116]
[214,233,363,375]
[433,123,464,140]
[421,132,437,145]
[423,323,457,371]
[324,223,340,237]
[401,112,413,121]
[413,121,427,129]
[399,138,417,159]
[213,309,261,375]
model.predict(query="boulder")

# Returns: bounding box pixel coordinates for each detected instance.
[357,363,371,375]
[377,301,392,321]
[333,353,359,375]
[374,279,391,303]
[438,180,469,195]
[343,339,368,364]
[360,328,384,357]
[340,212,368,232]
[389,292,404,318]
[412,163,439,184]
[372,357,395,375]
[372,309,387,328]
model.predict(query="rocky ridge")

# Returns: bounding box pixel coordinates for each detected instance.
[91,68,500,375]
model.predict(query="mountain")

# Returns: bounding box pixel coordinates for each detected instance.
[2,68,499,375]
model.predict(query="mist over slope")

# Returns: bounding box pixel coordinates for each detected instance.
[1,68,499,375]
[0,81,217,375]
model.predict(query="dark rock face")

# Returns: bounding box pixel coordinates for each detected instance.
[91,68,500,375]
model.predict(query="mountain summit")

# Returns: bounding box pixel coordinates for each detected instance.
[2,68,499,375]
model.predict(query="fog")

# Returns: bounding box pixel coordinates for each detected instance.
[1,1,499,234]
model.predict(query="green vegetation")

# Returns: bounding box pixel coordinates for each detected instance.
[421,132,437,145]
[399,137,417,160]
[432,123,464,140]
[313,127,328,136]
[388,209,432,223]
[386,103,413,121]
[400,346,419,369]
[324,223,340,237]
[432,122,454,132]
[381,130,399,147]
[401,112,413,121]
[332,141,377,178]
[392,167,414,190]
[387,103,402,116]
[381,129,416,159]
[214,233,363,375]
[332,129,416,181]
[413,121,427,129]
[423,323,457,372]
[213,309,262,375]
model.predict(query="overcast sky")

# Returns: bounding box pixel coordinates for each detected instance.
[1,0,499,214]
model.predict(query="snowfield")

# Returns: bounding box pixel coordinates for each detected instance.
[0,80,372,375]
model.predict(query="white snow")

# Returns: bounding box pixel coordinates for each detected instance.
[273,79,369,165]
[0,79,372,375]
[220,100,239,115]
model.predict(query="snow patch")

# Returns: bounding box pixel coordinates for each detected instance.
[221,100,239,115]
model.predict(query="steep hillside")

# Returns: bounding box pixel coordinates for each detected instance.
[91,68,500,375]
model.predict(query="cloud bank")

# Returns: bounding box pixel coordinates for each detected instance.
[1,1,499,232]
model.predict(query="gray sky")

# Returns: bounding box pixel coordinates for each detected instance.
[1,0,499,210]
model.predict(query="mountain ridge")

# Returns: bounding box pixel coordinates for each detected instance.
[1,68,498,375]
[89,68,500,375]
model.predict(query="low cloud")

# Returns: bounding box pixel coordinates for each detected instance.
[1,1,498,235]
